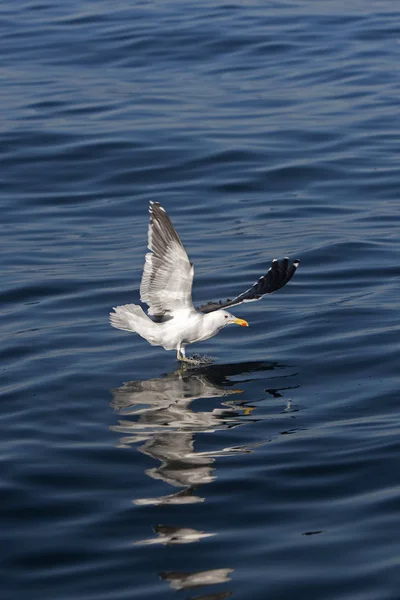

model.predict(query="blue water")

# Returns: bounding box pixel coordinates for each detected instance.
[2,1,400,599]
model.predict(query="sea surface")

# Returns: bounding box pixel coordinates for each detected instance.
[2,1,400,599]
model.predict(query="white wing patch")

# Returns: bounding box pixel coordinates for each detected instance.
[140,201,194,316]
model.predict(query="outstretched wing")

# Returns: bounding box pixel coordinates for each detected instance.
[198,257,299,314]
[140,201,194,316]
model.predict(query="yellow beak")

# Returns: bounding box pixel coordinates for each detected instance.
[234,318,249,327]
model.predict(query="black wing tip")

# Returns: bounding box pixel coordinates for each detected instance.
[148,200,171,231]
[149,200,165,213]
[272,257,300,269]
[199,256,299,313]
[247,256,299,299]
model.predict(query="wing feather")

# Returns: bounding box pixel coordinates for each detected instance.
[199,257,299,314]
[140,201,194,316]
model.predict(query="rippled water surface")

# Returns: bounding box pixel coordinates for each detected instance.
[2,1,400,599]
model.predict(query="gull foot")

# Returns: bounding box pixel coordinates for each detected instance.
[178,356,200,365]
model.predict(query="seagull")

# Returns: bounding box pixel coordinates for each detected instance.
[110,201,299,363]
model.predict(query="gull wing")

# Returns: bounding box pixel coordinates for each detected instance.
[198,257,299,314]
[140,201,194,316]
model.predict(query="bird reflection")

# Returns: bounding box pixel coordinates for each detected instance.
[159,568,234,591]
[136,524,215,546]
[110,361,298,597]
[110,361,275,505]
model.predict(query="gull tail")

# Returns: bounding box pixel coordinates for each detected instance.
[109,304,158,344]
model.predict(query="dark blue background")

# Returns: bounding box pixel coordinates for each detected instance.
[2,2,400,599]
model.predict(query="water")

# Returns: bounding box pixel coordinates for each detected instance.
[2,1,400,598]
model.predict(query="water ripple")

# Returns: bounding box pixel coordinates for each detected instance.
[2,1,400,599]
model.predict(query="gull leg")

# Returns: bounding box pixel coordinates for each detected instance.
[177,345,198,365]
[177,346,188,361]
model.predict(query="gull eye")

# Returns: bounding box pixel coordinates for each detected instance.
[225,315,228,319]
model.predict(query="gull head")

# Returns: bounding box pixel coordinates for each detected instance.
[208,309,249,331]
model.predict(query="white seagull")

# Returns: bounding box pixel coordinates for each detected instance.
[110,201,299,363]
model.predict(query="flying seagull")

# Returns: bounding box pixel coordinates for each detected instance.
[110,201,299,363]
